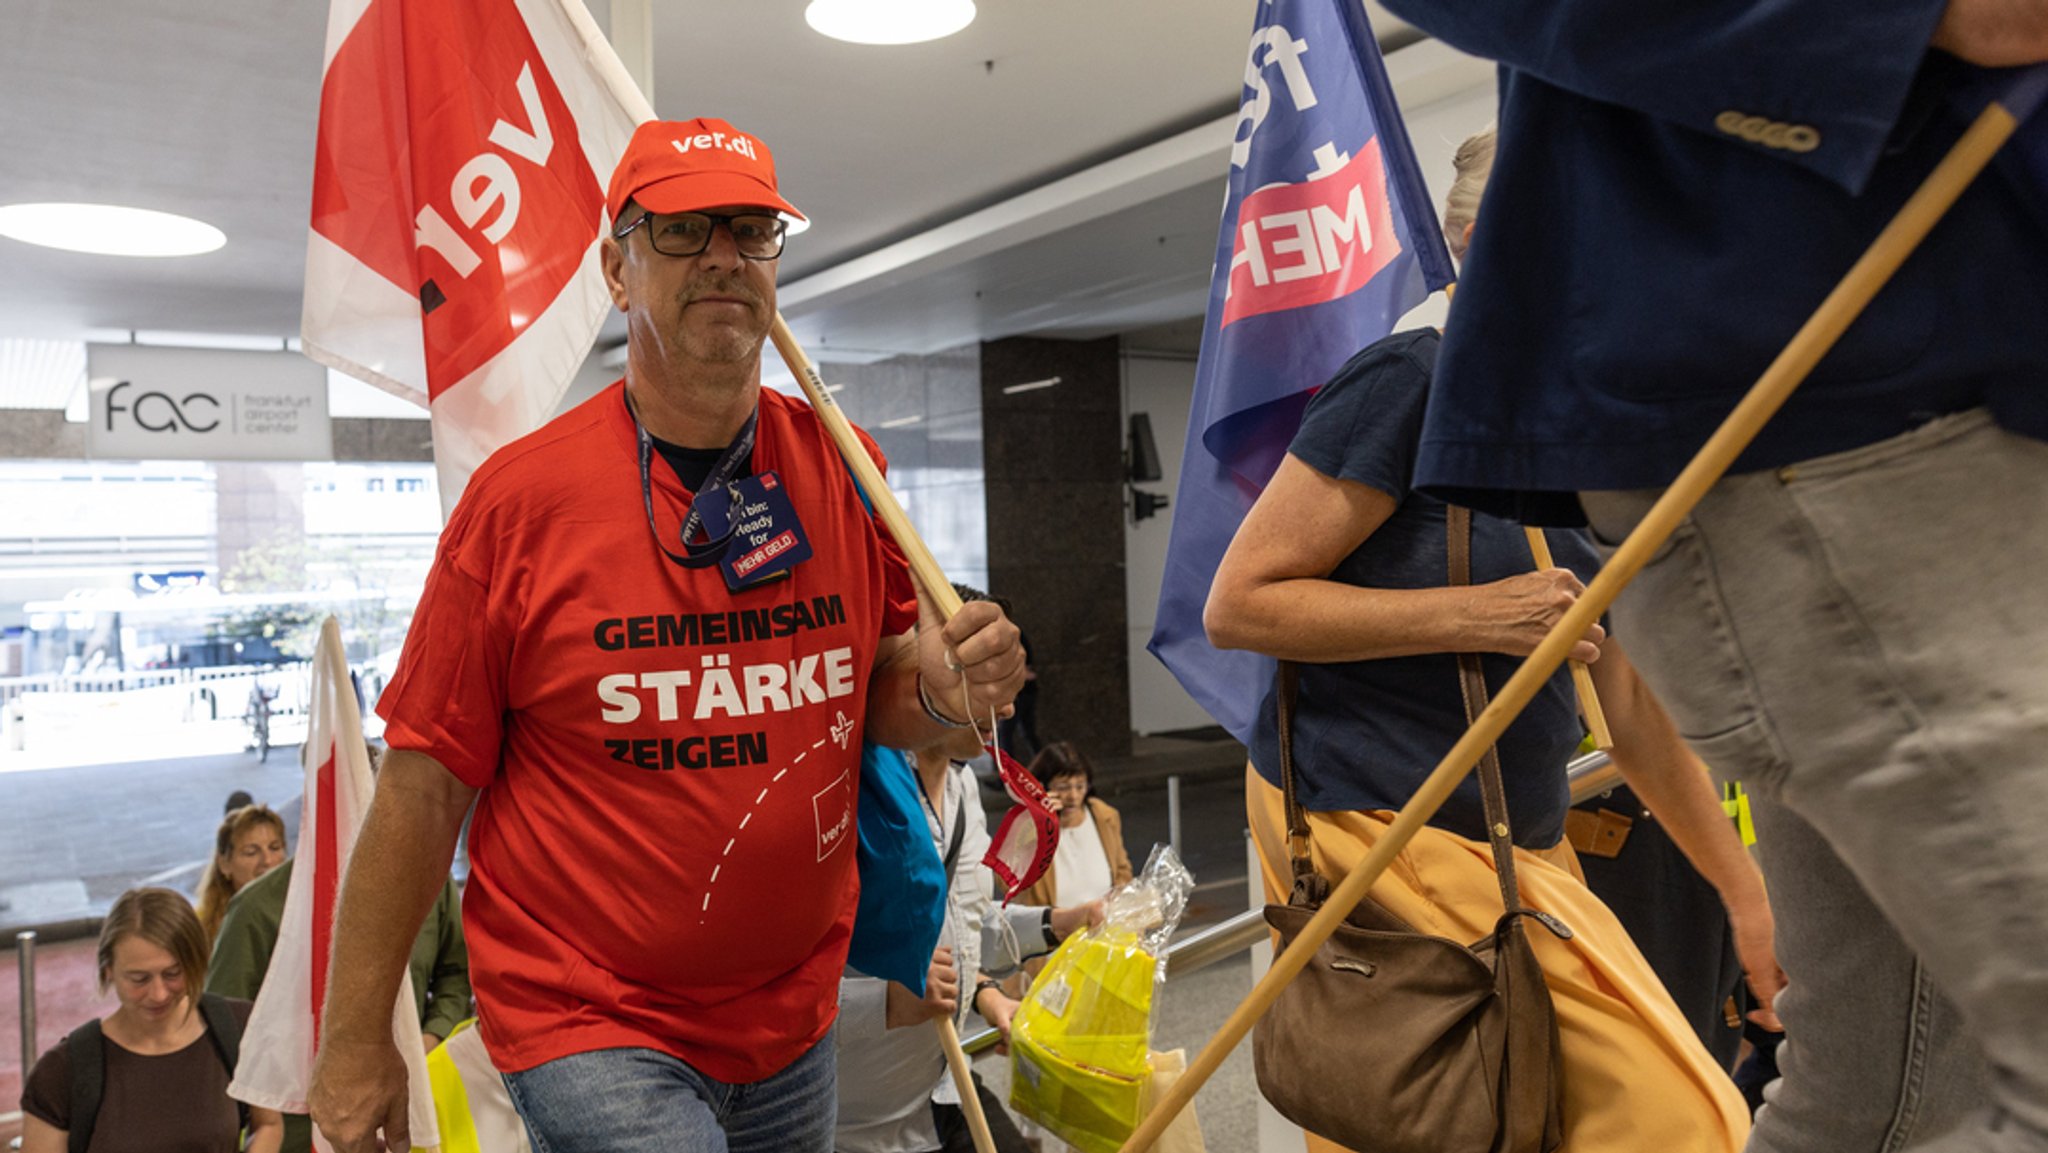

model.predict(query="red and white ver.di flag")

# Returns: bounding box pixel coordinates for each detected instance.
[301,0,640,515]
[228,617,438,1150]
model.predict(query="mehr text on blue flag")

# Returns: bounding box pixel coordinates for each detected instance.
[1148,0,1456,744]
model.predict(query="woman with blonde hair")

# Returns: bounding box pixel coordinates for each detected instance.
[19,887,283,1152]
[195,803,287,946]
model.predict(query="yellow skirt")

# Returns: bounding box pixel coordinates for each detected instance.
[1245,766,1748,1153]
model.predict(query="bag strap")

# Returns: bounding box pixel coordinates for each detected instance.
[941,782,970,886]
[199,993,242,1075]
[1446,504,1529,915]
[64,1018,104,1153]
[1275,661,1319,887]
[198,993,253,1135]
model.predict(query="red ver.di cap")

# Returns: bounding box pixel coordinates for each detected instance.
[605,117,806,226]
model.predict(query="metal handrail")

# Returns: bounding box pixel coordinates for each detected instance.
[18,932,37,1079]
[1566,748,1619,803]
[959,751,1621,1055]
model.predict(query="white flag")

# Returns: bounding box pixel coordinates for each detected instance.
[228,616,439,1151]
[423,1022,534,1153]
[300,0,642,516]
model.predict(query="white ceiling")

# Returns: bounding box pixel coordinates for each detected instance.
[0,0,1492,374]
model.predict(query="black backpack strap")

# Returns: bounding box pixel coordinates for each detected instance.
[198,994,242,1073]
[198,994,250,1132]
[64,1019,105,1153]
[941,781,970,887]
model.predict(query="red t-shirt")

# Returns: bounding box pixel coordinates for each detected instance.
[379,382,916,1081]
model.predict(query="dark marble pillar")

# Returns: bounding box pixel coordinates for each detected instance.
[821,347,987,592]
[981,336,1131,759]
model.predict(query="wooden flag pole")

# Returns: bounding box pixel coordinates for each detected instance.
[937,1017,994,1143]
[1524,527,1614,750]
[769,317,966,621]
[1118,97,2025,1153]
[563,0,977,632]
[768,316,995,1153]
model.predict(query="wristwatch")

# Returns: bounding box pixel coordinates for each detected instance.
[973,978,1005,1014]
[917,673,974,729]
[1041,907,1059,947]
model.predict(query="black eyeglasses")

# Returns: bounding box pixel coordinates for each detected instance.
[613,211,788,260]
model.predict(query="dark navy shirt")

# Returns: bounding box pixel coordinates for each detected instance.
[653,438,750,490]
[1373,1,2048,524]
[1246,331,1596,849]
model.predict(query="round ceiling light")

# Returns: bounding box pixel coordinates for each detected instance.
[0,203,226,258]
[805,0,976,45]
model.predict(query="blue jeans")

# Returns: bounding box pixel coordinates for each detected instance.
[1583,410,2044,1151]
[503,1031,837,1153]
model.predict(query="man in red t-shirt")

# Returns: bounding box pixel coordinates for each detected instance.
[308,117,1026,1153]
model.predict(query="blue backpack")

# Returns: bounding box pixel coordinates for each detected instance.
[847,741,948,995]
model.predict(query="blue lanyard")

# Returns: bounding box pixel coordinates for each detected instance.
[629,395,758,570]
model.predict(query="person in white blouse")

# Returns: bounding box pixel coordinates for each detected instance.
[835,591,1104,1153]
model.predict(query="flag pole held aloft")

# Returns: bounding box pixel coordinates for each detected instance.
[228,616,440,1145]
[768,323,994,1153]
[557,0,968,614]
[768,318,964,618]
[1119,95,2032,1153]
[1523,527,1612,750]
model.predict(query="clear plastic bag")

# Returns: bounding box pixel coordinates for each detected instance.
[1009,845,1195,1153]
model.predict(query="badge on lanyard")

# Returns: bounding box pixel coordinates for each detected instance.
[631,399,813,589]
[695,471,814,590]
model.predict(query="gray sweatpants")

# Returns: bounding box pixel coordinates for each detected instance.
[1583,409,2043,1152]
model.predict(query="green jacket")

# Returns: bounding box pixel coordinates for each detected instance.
[207,858,470,1153]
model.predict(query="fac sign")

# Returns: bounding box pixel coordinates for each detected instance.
[85,345,335,462]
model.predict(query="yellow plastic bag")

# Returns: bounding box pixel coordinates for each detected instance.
[1009,845,1196,1153]
[1009,928,1156,1153]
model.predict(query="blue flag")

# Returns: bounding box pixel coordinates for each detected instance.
[2008,63,2048,121]
[1986,65,2048,211]
[1149,0,1456,743]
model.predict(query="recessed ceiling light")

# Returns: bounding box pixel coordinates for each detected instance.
[805,0,976,45]
[133,330,287,351]
[0,203,226,258]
